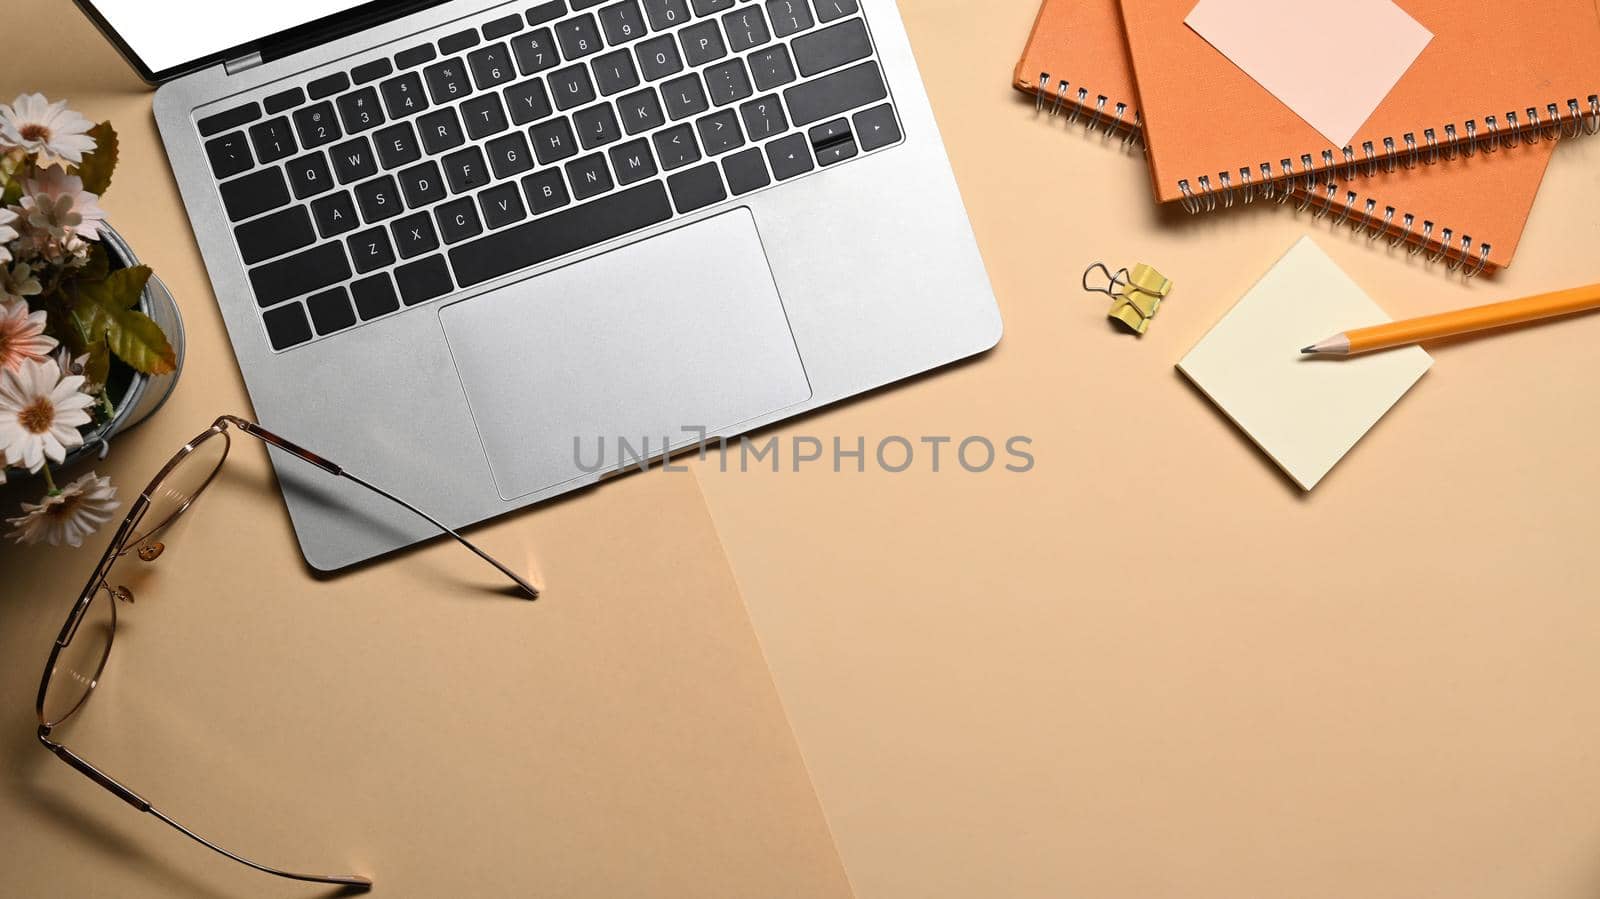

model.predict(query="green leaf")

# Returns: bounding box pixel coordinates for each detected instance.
[83,337,111,388]
[70,265,176,375]
[72,123,119,196]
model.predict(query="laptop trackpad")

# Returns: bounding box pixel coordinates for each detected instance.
[440,208,812,501]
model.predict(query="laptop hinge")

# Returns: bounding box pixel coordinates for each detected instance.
[224,51,264,75]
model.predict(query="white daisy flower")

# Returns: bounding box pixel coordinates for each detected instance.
[0,356,94,472]
[22,166,107,242]
[0,208,17,265]
[0,93,97,163]
[6,471,119,547]
[0,299,57,371]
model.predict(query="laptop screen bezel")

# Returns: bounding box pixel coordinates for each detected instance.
[73,0,442,85]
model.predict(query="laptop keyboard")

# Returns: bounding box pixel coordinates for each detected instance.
[195,0,902,352]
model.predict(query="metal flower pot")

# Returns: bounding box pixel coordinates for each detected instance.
[59,224,185,468]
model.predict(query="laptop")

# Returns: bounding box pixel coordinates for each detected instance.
[79,0,1001,570]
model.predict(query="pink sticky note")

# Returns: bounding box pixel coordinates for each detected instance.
[1185,0,1433,147]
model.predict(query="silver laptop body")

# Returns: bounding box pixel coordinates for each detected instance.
[100,0,999,569]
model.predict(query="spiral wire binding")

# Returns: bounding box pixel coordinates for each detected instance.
[1169,94,1600,277]
[1034,72,1144,149]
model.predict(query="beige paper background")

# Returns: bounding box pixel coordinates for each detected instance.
[692,2,1600,899]
[0,7,851,898]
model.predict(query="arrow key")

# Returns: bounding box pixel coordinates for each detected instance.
[852,103,901,152]
[765,132,814,181]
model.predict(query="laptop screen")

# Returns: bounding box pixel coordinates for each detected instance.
[81,0,372,80]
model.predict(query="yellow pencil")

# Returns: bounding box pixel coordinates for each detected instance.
[1302,282,1600,356]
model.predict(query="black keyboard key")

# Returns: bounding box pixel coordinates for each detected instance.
[740,95,787,141]
[574,103,622,149]
[374,121,422,169]
[811,118,856,165]
[395,44,437,69]
[765,0,813,37]
[482,13,523,40]
[563,153,611,203]
[695,109,744,155]
[248,117,298,164]
[749,45,797,90]
[306,286,357,335]
[220,168,290,221]
[618,88,665,134]
[293,101,343,148]
[691,0,735,12]
[264,87,305,115]
[439,28,480,55]
[424,58,472,104]
[608,138,658,185]
[667,162,726,213]
[205,132,254,180]
[308,72,350,100]
[642,0,690,30]
[311,191,361,237]
[398,160,447,207]
[522,169,571,213]
[347,226,396,273]
[505,79,554,125]
[379,72,430,119]
[783,60,885,125]
[814,0,859,21]
[556,14,604,60]
[442,146,490,193]
[251,243,351,307]
[531,117,579,164]
[199,102,261,137]
[550,64,597,111]
[352,58,394,84]
[723,7,770,53]
[354,174,403,222]
[391,212,440,259]
[680,20,727,67]
[287,152,335,199]
[511,27,560,75]
[263,302,313,349]
[479,182,528,229]
[451,181,671,287]
[705,59,753,106]
[436,197,484,243]
[418,107,466,154]
[396,256,454,306]
[637,34,684,81]
[468,42,516,89]
[792,18,871,77]
[566,153,614,200]
[853,102,901,151]
[722,147,770,195]
[765,132,813,180]
[330,137,378,183]
[592,49,640,96]
[527,0,566,25]
[662,74,709,120]
[462,94,510,139]
[600,1,648,45]
[351,273,400,319]
[235,206,315,264]
[336,87,386,133]
[486,131,536,178]
[652,123,701,169]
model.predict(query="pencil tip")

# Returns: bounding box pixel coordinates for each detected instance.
[1300,345,1316,354]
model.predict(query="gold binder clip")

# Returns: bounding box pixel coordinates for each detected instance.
[1082,262,1173,335]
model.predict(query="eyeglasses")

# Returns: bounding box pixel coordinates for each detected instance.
[35,414,537,889]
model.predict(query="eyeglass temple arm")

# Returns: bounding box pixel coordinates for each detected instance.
[38,729,372,889]
[221,417,539,599]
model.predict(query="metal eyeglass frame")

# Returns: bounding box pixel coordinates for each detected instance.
[35,414,538,889]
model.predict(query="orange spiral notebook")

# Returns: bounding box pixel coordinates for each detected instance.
[1012,0,1580,274]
